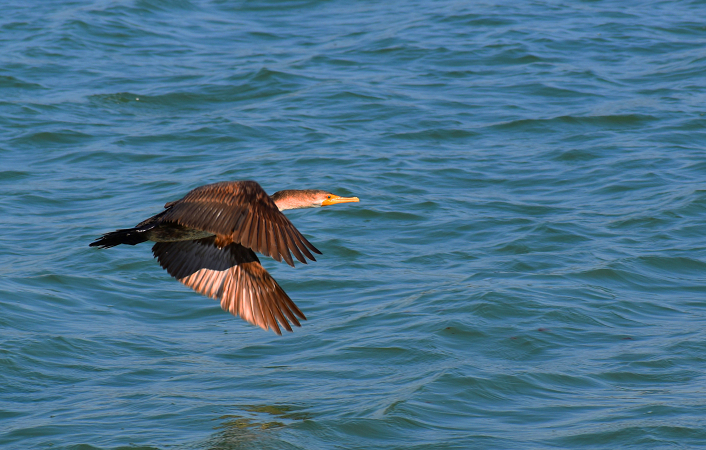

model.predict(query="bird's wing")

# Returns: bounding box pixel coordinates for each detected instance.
[158,180,320,267]
[152,237,306,335]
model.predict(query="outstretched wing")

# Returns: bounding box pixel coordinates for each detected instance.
[157,180,320,267]
[152,237,306,335]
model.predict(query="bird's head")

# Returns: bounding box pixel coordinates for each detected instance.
[272,189,360,211]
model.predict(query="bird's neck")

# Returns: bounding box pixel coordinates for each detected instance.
[271,190,316,211]
[273,197,298,211]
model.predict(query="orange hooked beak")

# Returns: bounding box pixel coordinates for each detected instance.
[322,194,360,206]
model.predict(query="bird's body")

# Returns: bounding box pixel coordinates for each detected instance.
[90,180,359,334]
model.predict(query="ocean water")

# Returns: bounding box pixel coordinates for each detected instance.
[2,1,706,448]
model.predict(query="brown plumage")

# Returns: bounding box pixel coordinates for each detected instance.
[90,180,359,334]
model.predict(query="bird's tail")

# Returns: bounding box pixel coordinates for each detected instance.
[89,228,148,248]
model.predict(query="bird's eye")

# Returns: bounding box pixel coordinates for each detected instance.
[327,195,331,199]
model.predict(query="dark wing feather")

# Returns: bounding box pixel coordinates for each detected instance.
[158,181,319,266]
[152,237,306,335]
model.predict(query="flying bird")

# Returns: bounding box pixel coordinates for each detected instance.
[90,180,359,334]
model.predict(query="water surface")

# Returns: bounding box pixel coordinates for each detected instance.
[2,1,706,448]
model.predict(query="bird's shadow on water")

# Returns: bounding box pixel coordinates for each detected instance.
[194,404,313,450]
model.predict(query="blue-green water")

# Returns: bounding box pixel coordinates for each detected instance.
[2,1,706,448]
